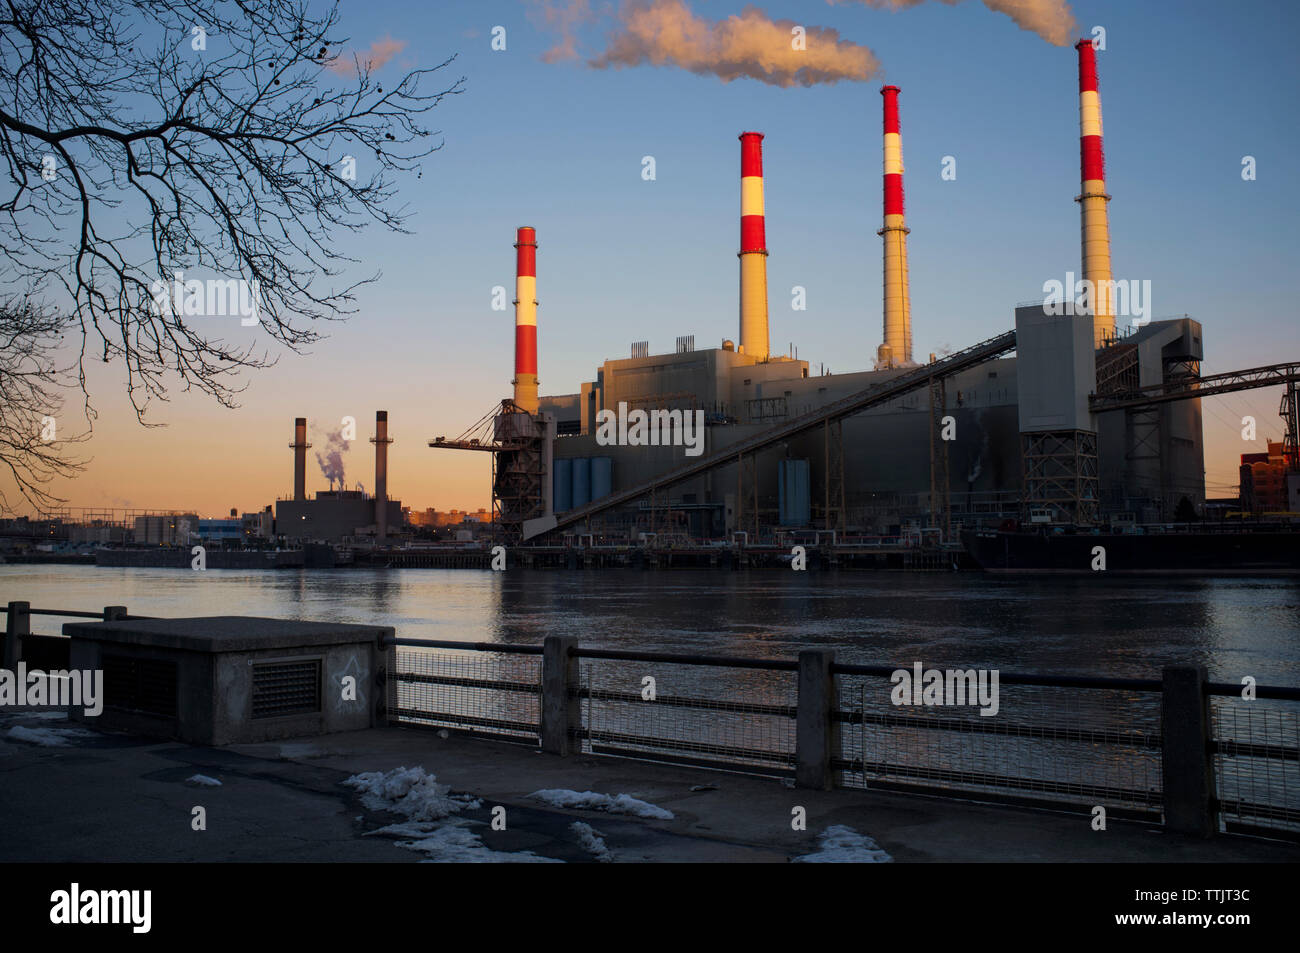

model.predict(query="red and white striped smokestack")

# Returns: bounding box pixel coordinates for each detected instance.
[513,226,539,414]
[878,85,912,368]
[291,417,309,501]
[738,132,770,362]
[372,410,391,540]
[1076,39,1114,347]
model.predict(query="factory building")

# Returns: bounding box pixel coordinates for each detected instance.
[132,514,201,546]
[521,42,1206,539]
[275,411,402,541]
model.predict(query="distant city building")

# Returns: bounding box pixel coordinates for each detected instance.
[408,508,493,528]
[241,507,274,540]
[1240,440,1298,514]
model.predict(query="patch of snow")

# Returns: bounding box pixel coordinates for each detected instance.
[366,817,560,863]
[346,766,562,863]
[570,821,613,862]
[343,766,479,821]
[528,788,673,820]
[793,825,893,863]
[5,724,94,747]
[187,774,222,786]
[396,820,562,864]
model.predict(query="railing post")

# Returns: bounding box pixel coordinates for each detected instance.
[541,636,579,756]
[1161,665,1215,837]
[4,601,30,669]
[103,606,127,621]
[796,649,837,790]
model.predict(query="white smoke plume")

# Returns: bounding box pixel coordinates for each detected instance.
[314,426,350,490]
[589,0,881,87]
[525,0,599,63]
[830,0,1077,47]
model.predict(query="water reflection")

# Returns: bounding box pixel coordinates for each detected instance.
[3,566,1298,682]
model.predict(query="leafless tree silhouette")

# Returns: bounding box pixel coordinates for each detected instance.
[0,299,88,512]
[0,0,462,509]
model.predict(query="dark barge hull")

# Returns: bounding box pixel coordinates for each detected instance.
[961,528,1300,576]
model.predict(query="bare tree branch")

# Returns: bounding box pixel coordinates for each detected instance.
[0,297,89,513]
[0,0,463,457]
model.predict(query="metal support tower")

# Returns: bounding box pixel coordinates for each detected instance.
[1020,429,1099,525]
[1281,381,1300,474]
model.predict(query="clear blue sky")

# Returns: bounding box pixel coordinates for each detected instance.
[32,0,1300,512]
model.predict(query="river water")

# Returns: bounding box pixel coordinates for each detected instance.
[4,565,1299,684]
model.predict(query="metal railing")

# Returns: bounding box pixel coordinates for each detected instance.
[574,648,798,775]
[6,603,1296,841]
[3,601,154,670]
[384,635,1300,841]
[831,666,1164,818]
[1211,692,1300,837]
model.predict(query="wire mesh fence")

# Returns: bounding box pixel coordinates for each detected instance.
[387,639,1300,840]
[833,673,1164,815]
[392,647,541,743]
[576,659,797,775]
[1212,695,1300,836]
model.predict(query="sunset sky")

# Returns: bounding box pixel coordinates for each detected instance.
[13,0,1300,517]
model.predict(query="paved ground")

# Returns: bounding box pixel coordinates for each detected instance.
[2,707,1297,863]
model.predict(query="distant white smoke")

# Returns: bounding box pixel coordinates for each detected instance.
[532,0,1076,83]
[525,0,597,63]
[590,0,882,87]
[314,426,350,490]
[830,0,1077,47]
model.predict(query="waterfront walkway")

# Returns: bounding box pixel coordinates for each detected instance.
[1,706,1296,863]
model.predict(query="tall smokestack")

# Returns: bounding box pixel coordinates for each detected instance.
[372,411,391,540]
[291,417,309,501]
[1076,39,1114,347]
[738,132,770,362]
[513,226,539,414]
[878,85,912,368]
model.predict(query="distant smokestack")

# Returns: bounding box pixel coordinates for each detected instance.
[738,132,770,362]
[291,417,309,501]
[372,411,391,540]
[513,226,539,414]
[877,85,912,368]
[1076,39,1114,347]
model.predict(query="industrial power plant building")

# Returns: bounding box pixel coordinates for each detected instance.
[482,41,1208,542]
[275,413,402,541]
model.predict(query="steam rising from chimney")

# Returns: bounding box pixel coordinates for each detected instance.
[590,0,881,87]
[830,0,1077,46]
[314,425,350,491]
